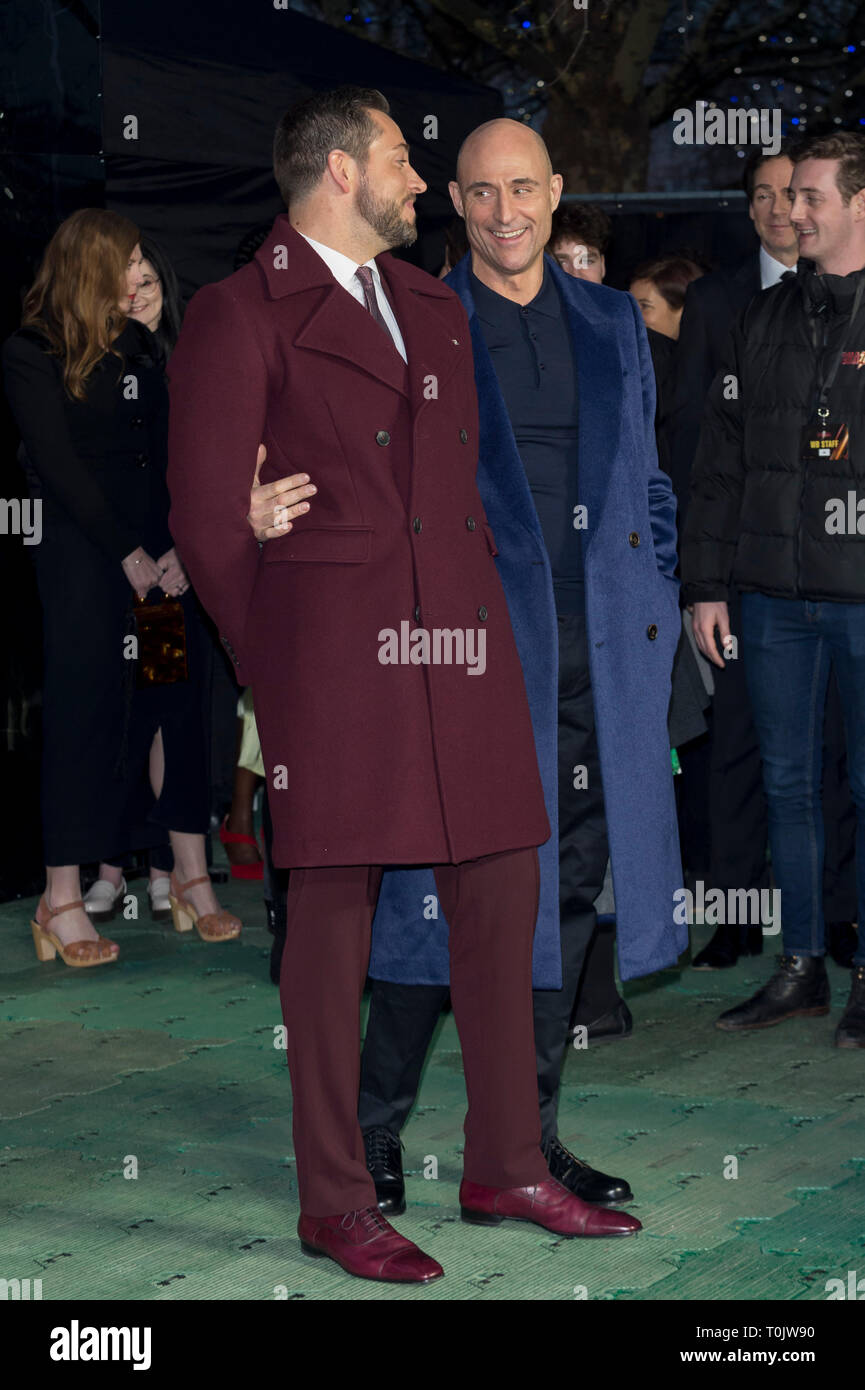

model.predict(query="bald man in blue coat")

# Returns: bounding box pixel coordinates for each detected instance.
[250,119,685,1214]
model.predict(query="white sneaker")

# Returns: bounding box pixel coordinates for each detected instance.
[83,876,127,921]
[147,876,172,921]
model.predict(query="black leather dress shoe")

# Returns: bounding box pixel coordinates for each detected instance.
[836,965,865,1048]
[579,998,633,1043]
[716,954,830,1031]
[363,1127,406,1215]
[827,922,859,969]
[543,1136,633,1206]
[693,923,764,970]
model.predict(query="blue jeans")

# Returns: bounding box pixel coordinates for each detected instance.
[740,593,865,965]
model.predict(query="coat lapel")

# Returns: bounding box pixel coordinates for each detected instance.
[547,256,624,556]
[378,256,466,421]
[255,216,409,398]
[292,282,410,399]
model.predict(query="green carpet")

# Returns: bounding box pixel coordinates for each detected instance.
[1,863,863,1301]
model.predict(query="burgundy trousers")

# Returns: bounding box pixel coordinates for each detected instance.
[279,845,550,1216]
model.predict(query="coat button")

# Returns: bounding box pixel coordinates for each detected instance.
[135,452,148,467]
[629,531,640,547]
[466,516,476,531]
[413,517,422,534]
[647,624,658,640]
[131,416,144,428]
[375,430,390,446]
[459,428,468,443]
[478,605,488,621]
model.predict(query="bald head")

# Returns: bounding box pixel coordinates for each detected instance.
[456,118,553,188]
[449,117,562,300]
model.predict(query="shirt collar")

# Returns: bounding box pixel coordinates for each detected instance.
[470,264,561,325]
[298,231,379,292]
[759,243,795,290]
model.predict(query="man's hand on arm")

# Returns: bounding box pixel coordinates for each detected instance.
[692,600,731,670]
[247,444,317,541]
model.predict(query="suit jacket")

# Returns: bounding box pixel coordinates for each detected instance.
[370,256,687,986]
[668,253,761,524]
[166,217,549,867]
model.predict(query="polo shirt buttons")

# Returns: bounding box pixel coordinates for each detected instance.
[375,430,390,446]
[459,428,468,443]
[466,516,476,531]
[413,517,422,533]
[647,624,658,640]
[414,605,421,622]
[478,605,488,621]
[629,532,640,547]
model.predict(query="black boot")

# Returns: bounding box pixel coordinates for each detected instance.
[716,954,830,1031]
[363,1127,405,1215]
[826,922,859,969]
[693,923,763,969]
[835,964,865,1049]
[581,998,633,1043]
[543,1136,633,1206]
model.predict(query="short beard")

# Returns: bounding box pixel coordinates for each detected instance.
[357,171,417,249]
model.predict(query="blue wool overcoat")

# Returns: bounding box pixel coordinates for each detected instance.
[368,254,687,986]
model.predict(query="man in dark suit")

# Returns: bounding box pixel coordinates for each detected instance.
[167,87,639,1287]
[672,152,797,516]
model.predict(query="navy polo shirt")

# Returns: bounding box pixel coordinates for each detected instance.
[471,267,582,613]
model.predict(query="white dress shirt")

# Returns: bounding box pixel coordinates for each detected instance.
[298,231,407,362]
[760,244,796,290]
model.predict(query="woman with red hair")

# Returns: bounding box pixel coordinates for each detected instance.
[3,209,241,965]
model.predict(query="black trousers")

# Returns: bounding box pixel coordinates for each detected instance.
[357,609,611,1148]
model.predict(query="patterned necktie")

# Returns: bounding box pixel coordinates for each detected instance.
[355,265,394,343]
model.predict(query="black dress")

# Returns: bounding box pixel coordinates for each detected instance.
[2,317,211,865]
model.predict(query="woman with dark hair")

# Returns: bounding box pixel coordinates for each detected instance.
[127,235,184,357]
[629,253,706,340]
[2,209,241,965]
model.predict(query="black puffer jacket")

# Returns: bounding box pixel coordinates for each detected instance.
[681,260,865,604]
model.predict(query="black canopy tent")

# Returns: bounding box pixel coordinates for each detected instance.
[2,0,504,300]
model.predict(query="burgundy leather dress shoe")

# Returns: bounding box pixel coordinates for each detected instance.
[459,1177,641,1237]
[298,1206,443,1283]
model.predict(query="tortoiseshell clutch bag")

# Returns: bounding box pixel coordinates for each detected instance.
[133,595,188,686]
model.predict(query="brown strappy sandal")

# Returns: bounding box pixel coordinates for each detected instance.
[168,873,242,942]
[30,896,120,968]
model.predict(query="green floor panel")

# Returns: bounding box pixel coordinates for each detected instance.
[2,869,864,1300]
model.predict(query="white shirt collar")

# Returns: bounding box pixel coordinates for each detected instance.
[760,243,795,289]
[298,231,378,291]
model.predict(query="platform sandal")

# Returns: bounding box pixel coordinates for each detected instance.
[168,873,242,942]
[30,897,119,968]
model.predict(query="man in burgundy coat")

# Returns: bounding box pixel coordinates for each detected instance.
[167,86,639,1284]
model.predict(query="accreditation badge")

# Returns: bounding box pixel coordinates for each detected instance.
[802,413,849,463]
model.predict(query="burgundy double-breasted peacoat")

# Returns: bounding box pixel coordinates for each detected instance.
[167,217,550,867]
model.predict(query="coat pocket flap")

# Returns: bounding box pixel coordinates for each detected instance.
[262,525,373,564]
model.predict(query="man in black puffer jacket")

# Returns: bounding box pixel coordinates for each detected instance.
[682,130,865,1047]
